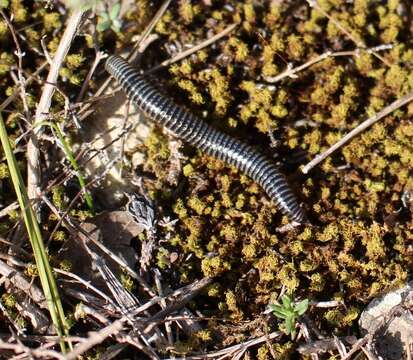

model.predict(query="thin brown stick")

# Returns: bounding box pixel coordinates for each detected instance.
[0,259,47,308]
[0,202,19,218]
[129,0,172,63]
[0,339,66,360]
[76,51,107,103]
[306,0,391,67]
[65,319,125,360]
[0,61,48,113]
[146,23,238,74]
[263,46,392,84]
[171,331,282,360]
[27,9,87,209]
[302,90,413,173]
[340,336,370,360]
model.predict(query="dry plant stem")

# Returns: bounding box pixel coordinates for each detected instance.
[306,0,391,67]
[360,346,378,360]
[79,304,110,325]
[27,9,87,209]
[144,277,213,332]
[100,343,128,360]
[0,303,22,336]
[0,259,47,308]
[129,0,172,63]
[0,340,66,360]
[263,47,391,84]
[40,35,53,65]
[118,100,131,178]
[302,90,413,173]
[262,318,277,360]
[79,8,234,122]
[120,335,160,360]
[76,51,107,103]
[0,334,82,343]
[172,331,282,360]
[297,336,357,355]
[65,319,125,360]
[0,62,48,113]
[55,269,119,311]
[0,202,19,218]
[146,23,238,74]
[153,271,174,356]
[340,336,370,360]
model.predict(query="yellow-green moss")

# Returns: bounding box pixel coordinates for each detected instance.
[43,12,61,32]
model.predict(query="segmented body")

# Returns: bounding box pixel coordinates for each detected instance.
[105,55,306,223]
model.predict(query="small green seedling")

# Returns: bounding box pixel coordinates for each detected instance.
[269,294,309,339]
[97,2,122,32]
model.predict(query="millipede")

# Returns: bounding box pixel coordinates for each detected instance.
[105,55,307,223]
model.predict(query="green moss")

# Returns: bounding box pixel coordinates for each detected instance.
[310,273,325,292]
[385,65,409,94]
[66,54,85,69]
[287,34,304,60]
[177,79,204,105]
[0,52,13,76]
[277,264,299,292]
[43,12,61,32]
[225,37,249,62]
[201,256,231,277]
[207,282,221,297]
[1,293,16,308]
[59,259,72,272]
[0,162,9,179]
[225,290,243,319]
[199,68,232,114]
[25,263,38,278]
[120,272,135,292]
[11,0,27,22]
[52,185,67,209]
[187,196,206,215]
[52,230,66,242]
[179,0,200,24]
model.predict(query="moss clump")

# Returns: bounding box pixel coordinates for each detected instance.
[43,12,61,32]
[0,162,9,179]
[198,68,232,114]
[201,256,231,277]
[11,0,27,23]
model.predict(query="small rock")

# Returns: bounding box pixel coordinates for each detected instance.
[359,281,413,360]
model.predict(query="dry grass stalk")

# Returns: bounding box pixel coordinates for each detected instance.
[302,90,413,173]
[27,9,88,211]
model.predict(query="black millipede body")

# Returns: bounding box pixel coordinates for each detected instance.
[105,55,306,223]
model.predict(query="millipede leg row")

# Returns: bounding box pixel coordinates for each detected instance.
[105,55,307,223]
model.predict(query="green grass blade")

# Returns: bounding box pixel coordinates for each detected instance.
[51,123,94,213]
[34,120,94,213]
[0,113,70,352]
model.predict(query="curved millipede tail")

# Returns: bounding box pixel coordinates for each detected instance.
[105,55,307,223]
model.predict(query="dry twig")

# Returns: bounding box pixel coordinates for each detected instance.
[306,0,391,67]
[146,23,237,74]
[65,319,125,360]
[27,9,87,210]
[302,90,413,173]
[263,45,393,84]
